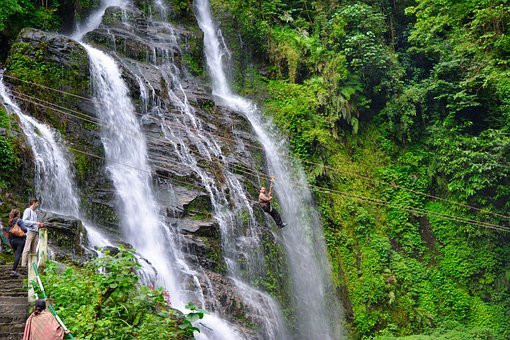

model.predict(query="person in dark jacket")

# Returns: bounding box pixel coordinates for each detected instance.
[8,208,28,277]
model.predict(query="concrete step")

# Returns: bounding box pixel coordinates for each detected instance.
[0,274,27,278]
[0,288,26,294]
[0,269,27,280]
[0,304,27,317]
[0,265,27,271]
[1,282,26,289]
[0,290,26,295]
[0,332,24,340]
[0,324,24,334]
[0,277,26,282]
[0,297,26,305]
[0,315,26,324]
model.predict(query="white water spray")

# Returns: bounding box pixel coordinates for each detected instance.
[195,0,344,338]
[72,0,127,41]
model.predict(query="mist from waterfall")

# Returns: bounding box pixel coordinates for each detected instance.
[195,0,344,338]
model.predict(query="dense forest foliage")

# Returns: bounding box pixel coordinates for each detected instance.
[0,0,98,59]
[0,0,509,338]
[185,0,510,338]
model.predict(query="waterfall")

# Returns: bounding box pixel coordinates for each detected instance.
[72,0,128,41]
[82,43,180,292]
[73,0,290,336]
[0,77,79,215]
[77,31,241,340]
[195,0,345,338]
[146,21,287,338]
[0,74,111,248]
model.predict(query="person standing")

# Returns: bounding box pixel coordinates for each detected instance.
[7,209,28,277]
[21,198,43,267]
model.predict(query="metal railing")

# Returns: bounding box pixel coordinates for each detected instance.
[28,228,74,339]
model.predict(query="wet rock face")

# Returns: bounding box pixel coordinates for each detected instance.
[4,28,119,235]
[38,211,88,262]
[3,3,289,334]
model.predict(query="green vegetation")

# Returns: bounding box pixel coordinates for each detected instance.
[38,247,204,339]
[0,106,19,188]
[210,0,510,338]
[0,104,33,220]
[1,0,508,338]
[4,37,90,141]
[0,0,61,33]
[0,0,100,60]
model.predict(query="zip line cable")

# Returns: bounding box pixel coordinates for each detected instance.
[6,97,507,233]
[7,76,510,220]
[4,75,510,220]
[12,91,510,228]
[141,147,507,232]
[8,90,510,230]
[54,144,510,233]
[12,89,510,224]
[194,158,509,231]
[8,90,510,229]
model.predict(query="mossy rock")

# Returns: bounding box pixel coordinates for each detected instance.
[4,28,92,139]
[0,105,35,222]
[184,194,213,220]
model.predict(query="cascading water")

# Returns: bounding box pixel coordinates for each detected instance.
[195,0,344,338]
[83,42,199,296]
[72,0,127,41]
[73,3,243,338]
[83,44,243,340]
[0,74,111,248]
[143,21,287,338]
[0,77,79,216]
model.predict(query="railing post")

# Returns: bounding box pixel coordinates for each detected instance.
[38,228,48,268]
[25,229,73,338]
[28,253,37,303]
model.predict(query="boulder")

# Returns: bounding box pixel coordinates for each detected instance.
[38,211,87,262]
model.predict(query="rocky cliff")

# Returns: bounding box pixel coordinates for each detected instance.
[1,2,292,335]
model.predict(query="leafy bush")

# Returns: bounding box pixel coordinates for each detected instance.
[39,247,204,339]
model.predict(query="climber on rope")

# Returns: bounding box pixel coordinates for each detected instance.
[259,177,287,228]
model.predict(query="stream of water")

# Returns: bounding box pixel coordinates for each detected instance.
[73,2,245,338]
[144,18,287,338]
[0,74,112,249]
[195,0,344,338]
